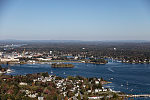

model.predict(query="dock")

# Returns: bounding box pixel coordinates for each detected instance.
[119,94,150,98]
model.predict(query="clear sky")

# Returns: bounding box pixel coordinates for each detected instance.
[0,0,150,40]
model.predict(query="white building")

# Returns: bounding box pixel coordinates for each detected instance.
[38,97,44,100]
[19,82,27,85]
[0,58,19,62]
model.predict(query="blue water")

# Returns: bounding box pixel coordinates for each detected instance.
[2,61,150,99]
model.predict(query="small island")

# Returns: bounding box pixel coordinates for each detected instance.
[51,63,74,68]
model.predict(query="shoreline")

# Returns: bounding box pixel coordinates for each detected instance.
[0,72,124,99]
[1,72,149,99]
[1,63,150,99]
[0,60,107,65]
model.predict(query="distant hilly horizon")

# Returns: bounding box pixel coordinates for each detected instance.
[0,39,149,43]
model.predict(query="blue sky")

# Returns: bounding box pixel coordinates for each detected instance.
[0,0,150,40]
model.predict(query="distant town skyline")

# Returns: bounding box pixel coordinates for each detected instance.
[0,0,150,40]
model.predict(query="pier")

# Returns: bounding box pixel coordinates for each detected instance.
[119,94,150,98]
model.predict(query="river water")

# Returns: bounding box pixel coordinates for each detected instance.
[2,61,150,99]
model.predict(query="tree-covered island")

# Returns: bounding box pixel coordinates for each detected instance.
[51,63,75,68]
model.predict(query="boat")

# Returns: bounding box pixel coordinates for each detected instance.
[7,69,12,73]
[127,81,129,85]
[51,70,53,74]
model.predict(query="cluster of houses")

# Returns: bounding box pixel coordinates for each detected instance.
[109,58,150,64]
[0,51,80,63]
[122,59,150,64]
[17,74,121,100]
[0,51,53,63]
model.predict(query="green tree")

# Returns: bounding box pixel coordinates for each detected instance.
[42,72,49,77]
[113,93,118,99]
[78,93,81,100]
[0,65,2,70]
